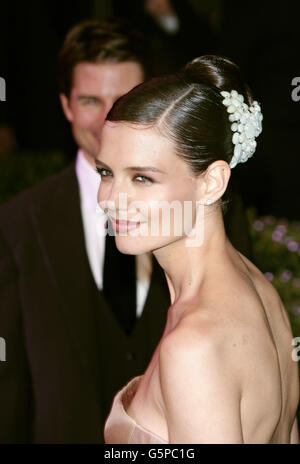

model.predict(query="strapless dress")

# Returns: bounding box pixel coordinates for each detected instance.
[104,375,168,444]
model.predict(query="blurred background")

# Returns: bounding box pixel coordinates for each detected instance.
[0,0,300,396]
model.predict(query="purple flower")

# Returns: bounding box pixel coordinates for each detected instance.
[272,230,283,242]
[276,224,287,234]
[253,220,264,231]
[264,272,274,281]
[280,270,292,282]
[287,240,299,252]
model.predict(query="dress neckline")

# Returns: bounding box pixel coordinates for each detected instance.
[120,375,168,443]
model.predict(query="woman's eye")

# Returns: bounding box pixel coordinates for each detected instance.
[134,175,153,185]
[96,168,112,178]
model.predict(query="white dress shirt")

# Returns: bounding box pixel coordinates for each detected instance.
[75,149,151,317]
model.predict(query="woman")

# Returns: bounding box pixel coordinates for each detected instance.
[96,55,299,443]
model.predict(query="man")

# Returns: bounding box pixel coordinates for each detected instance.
[0,19,170,443]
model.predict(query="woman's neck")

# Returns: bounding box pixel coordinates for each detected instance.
[153,206,229,309]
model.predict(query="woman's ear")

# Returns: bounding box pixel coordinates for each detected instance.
[59,93,74,122]
[197,160,231,204]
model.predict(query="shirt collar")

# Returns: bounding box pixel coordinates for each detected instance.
[75,149,101,212]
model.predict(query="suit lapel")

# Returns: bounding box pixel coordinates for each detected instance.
[30,163,101,399]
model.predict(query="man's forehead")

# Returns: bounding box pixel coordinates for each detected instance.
[73,61,143,79]
[71,61,144,95]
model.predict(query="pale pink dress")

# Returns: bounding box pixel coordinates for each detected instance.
[104,376,168,444]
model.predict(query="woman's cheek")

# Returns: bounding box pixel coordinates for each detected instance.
[98,182,109,204]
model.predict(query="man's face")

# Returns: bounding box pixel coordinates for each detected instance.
[60,61,144,163]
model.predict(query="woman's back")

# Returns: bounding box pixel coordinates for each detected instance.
[233,250,299,443]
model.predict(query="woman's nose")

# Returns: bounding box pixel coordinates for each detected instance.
[98,178,131,212]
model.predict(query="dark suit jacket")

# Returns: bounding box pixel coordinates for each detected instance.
[0,162,170,443]
[0,161,252,443]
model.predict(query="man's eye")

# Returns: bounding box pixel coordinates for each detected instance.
[96,168,112,178]
[83,97,99,105]
[134,175,153,185]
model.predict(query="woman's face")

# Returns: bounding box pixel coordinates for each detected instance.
[96,122,200,254]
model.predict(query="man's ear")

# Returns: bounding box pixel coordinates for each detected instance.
[59,93,73,122]
[197,160,231,204]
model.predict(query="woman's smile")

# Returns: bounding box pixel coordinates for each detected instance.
[110,217,142,233]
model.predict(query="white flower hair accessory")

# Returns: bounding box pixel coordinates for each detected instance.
[220,89,263,169]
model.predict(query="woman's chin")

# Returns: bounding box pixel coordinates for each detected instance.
[115,233,164,255]
[115,236,147,256]
[115,234,174,256]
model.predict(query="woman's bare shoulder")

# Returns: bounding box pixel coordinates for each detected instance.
[159,312,242,388]
[159,307,244,374]
[158,285,279,396]
[158,312,244,443]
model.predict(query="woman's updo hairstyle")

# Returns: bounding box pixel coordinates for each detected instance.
[106,54,255,175]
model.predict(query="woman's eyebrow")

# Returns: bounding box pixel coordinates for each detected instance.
[95,159,111,169]
[95,159,166,174]
[126,166,166,174]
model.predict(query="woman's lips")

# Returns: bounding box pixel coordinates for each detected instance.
[111,218,141,233]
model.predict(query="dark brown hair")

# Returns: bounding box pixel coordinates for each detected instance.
[59,19,147,97]
[106,55,254,175]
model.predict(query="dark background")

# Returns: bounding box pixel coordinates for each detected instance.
[0,0,300,218]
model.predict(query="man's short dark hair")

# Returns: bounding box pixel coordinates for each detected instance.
[59,18,147,97]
